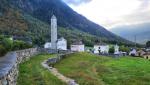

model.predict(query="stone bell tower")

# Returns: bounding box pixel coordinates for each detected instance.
[51,15,57,50]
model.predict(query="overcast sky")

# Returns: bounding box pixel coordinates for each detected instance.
[62,0,150,29]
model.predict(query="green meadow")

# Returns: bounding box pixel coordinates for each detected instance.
[17,54,66,85]
[18,53,150,85]
[55,53,150,85]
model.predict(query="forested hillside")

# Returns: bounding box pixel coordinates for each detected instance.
[0,0,133,46]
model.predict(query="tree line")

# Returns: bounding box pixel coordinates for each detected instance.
[0,35,33,57]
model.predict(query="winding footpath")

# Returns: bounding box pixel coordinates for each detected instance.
[42,59,79,85]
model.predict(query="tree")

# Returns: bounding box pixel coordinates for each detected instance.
[109,46,114,53]
[119,45,130,52]
[12,40,33,50]
[146,41,150,48]
[2,38,13,51]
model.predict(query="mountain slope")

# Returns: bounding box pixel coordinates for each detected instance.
[10,0,130,42]
[0,0,132,46]
[110,23,150,44]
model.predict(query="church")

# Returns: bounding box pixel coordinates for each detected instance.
[44,15,67,50]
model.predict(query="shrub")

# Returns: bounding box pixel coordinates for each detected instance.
[12,40,33,50]
[2,38,13,51]
[119,45,130,52]
[109,46,114,53]
[0,45,7,57]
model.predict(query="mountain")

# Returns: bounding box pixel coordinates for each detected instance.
[110,23,150,44]
[0,0,132,46]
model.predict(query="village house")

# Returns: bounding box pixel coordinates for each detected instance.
[129,48,137,56]
[94,44,109,54]
[138,49,150,59]
[71,41,85,52]
[143,52,150,59]
[136,49,146,56]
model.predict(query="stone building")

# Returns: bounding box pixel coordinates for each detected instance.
[71,41,85,52]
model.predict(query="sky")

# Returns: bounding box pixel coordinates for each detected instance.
[62,0,150,29]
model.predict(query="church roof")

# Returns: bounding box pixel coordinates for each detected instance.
[51,15,57,19]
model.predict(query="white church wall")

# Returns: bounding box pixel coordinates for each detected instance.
[94,45,99,53]
[57,39,67,50]
[44,42,51,48]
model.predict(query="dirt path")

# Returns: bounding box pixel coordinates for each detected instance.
[42,60,79,85]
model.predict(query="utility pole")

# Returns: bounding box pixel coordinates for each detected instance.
[134,35,137,48]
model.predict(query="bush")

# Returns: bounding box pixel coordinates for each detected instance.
[109,46,114,53]
[12,40,33,50]
[119,45,130,52]
[0,45,7,57]
[2,38,13,51]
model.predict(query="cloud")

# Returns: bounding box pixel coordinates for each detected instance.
[62,0,92,5]
[107,0,150,28]
[63,0,150,29]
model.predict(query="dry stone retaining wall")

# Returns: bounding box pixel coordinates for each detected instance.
[0,48,38,85]
[0,48,71,85]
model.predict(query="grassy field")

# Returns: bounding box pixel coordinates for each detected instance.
[17,54,66,85]
[54,52,150,85]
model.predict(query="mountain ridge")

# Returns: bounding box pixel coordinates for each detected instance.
[0,0,133,46]
[110,23,150,44]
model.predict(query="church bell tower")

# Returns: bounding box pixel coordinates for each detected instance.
[51,15,57,50]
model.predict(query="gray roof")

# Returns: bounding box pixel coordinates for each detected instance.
[0,52,17,78]
[57,37,66,41]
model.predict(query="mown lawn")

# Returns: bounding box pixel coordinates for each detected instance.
[17,54,66,85]
[54,52,150,85]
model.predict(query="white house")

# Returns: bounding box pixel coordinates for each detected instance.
[129,49,137,56]
[71,41,85,52]
[44,37,67,50]
[57,37,67,50]
[94,45,109,54]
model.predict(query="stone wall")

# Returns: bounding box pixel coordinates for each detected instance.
[42,53,78,85]
[0,48,38,85]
